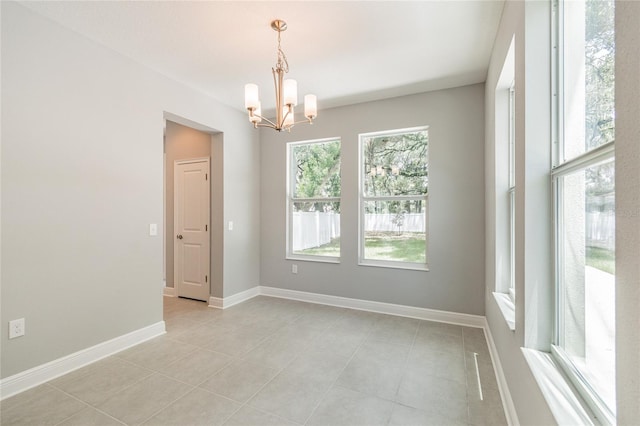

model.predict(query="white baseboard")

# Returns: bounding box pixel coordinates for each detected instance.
[483,319,519,426]
[209,286,260,309]
[259,286,486,328]
[0,321,166,400]
[163,286,176,297]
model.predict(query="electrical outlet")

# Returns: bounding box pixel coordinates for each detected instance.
[292,264,298,274]
[9,318,25,339]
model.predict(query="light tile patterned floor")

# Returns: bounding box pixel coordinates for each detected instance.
[0,296,507,426]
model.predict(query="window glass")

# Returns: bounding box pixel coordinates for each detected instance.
[288,139,341,260]
[561,0,615,162]
[362,130,428,197]
[554,0,615,421]
[362,200,427,264]
[557,159,615,412]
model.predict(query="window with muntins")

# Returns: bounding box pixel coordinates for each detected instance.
[552,0,615,422]
[359,127,428,270]
[287,138,341,261]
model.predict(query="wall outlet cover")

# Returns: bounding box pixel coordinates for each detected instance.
[9,318,25,339]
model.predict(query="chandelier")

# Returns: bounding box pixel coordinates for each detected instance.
[244,19,317,132]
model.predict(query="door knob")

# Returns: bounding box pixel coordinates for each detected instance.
[177,234,183,239]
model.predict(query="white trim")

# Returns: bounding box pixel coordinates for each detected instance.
[483,318,520,426]
[522,348,595,426]
[163,286,176,297]
[208,286,260,310]
[492,292,516,331]
[212,285,486,328]
[208,285,485,328]
[0,321,166,400]
[285,255,340,264]
[259,286,485,328]
[358,259,429,272]
[550,345,614,425]
[174,156,211,166]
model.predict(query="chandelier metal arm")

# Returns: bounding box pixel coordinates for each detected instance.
[247,111,277,129]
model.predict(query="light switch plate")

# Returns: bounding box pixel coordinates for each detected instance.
[228,221,234,231]
[149,223,158,236]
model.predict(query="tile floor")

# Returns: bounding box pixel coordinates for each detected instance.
[1,296,507,426]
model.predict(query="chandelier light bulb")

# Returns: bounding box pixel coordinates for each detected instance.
[244,84,260,110]
[283,79,298,106]
[304,94,317,119]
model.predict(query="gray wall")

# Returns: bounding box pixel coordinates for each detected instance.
[615,1,640,422]
[260,85,486,315]
[0,2,259,378]
[164,121,212,290]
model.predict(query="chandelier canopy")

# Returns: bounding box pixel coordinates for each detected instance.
[244,19,317,132]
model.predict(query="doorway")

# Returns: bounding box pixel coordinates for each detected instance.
[164,118,222,305]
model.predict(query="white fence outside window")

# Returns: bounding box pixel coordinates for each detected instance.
[586,211,615,251]
[364,213,426,233]
[292,212,340,252]
[292,212,426,251]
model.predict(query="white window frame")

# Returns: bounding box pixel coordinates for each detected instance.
[551,0,616,423]
[508,82,516,302]
[491,35,516,330]
[286,137,341,263]
[358,127,429,271]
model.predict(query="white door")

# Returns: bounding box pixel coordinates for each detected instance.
[174,158,210,301]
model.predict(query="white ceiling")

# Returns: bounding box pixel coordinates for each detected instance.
[21,1,505,115]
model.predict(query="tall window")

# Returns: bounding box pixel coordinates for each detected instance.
[287,138,341,261]
[359,127,428,270]
[552,0,615,422]
[493,36,515,314]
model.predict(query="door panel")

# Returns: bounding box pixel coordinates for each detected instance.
[174,159,210,301]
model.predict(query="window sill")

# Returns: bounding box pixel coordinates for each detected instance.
[286,255,340,264]
[358,260,429,272]
[521,348,596,426]
[492,292,515,331]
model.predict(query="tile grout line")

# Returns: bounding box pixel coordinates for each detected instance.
[383,320,422,426]
[300,317,375,426]
[49,386,127,426]
[161,308,308,425]
[462,328,473,426]
[210,309,317,426]
[158,299,302,425]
